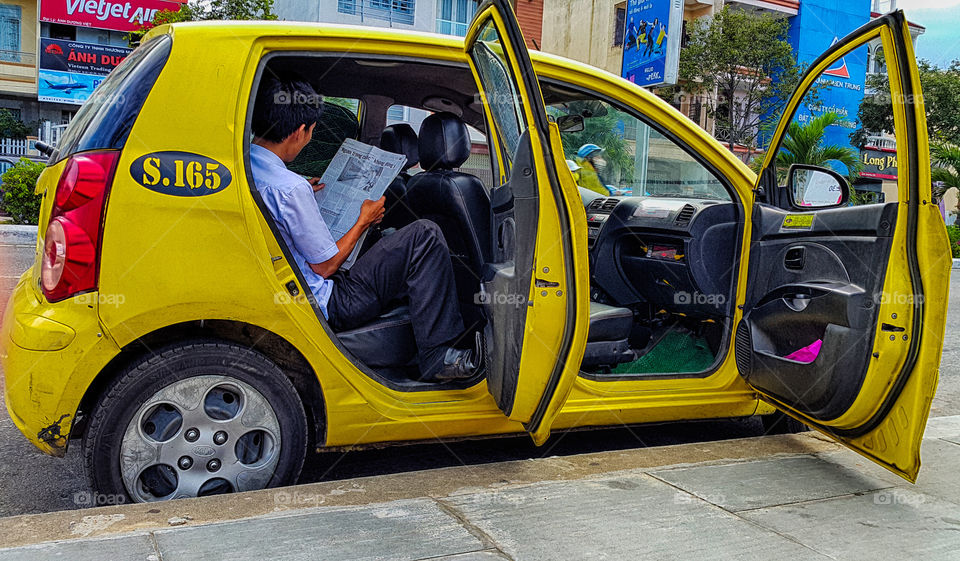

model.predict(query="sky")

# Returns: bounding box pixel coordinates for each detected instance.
[899,1,960,67]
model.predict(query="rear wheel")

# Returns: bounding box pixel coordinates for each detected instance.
[83,341,308,503]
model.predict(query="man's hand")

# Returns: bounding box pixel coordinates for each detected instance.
[308,178,324,192]
[310,196,387,278]
[358,196,386,229]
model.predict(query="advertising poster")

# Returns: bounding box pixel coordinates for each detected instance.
[39,0,184,33]
[38,39,131,105]
[786,0,871,155]
[621,0,684,88]
[38,69,105,105]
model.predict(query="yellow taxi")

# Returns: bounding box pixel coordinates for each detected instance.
[0,1,950,502]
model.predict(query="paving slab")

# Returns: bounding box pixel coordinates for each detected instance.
[152,498,485,561]
[923,415,960,440]
[444,474,830,561]
[739,490,960,561]
[649,455,892,512]
[425,552,511,561]
[0,534,157,561]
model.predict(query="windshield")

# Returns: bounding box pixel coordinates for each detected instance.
[548,97,729,201]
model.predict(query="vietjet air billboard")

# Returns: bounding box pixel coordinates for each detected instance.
[40,0,184,33]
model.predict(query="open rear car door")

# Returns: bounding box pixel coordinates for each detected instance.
[464,0,590,444]
[737,11,952,481]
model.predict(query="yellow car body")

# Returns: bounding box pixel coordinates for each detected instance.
[0,2,949,497]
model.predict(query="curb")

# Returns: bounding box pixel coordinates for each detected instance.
[953,258,960,269]
[0,224,37,246]
[0,431,838,549]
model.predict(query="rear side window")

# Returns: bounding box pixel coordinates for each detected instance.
[51,34,172,164]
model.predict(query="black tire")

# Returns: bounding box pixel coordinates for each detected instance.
[760,411,808,435]
[82,341,308,503]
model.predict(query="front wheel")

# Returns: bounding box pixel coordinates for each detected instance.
[83,341,308,503]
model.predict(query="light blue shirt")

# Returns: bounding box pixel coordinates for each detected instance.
[250,144,339,318]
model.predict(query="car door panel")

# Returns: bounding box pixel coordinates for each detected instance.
[465,0,589,443]
[740,204,899,419]
[736,11,950,481]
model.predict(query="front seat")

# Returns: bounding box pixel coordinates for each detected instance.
[379,123,420,230]
[404,112,491,330]
[582,302,636,368]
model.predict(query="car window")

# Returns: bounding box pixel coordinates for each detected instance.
[548,97,730,201]
[51,34,172,164]
[286,97,362,178]
[469,20,526,174]
[766,37,893,206]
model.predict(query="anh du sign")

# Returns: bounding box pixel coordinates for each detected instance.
[39,38,131,105]
[40,39,130,75]
[40,0,184,33]
[621,0,684,88]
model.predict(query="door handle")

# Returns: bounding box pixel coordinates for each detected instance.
[783,293,811,312]
[784,247,805,270]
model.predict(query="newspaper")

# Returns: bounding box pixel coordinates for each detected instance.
[313,138,406,268]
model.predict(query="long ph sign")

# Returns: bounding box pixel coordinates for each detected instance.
[621,0,684,88]
[40,0,184,33]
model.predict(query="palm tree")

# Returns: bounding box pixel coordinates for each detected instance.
[775,112,863,182]
[931,142,960,205]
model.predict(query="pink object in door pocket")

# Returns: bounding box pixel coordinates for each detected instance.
[784,339,822,364]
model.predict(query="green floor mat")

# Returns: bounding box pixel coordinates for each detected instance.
[612,329,715,375]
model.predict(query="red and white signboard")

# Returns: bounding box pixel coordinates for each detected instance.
[40,0,185,33]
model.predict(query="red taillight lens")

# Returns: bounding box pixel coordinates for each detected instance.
[41,151,119,303]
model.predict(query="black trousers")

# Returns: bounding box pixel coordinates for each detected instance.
[326,220,466,376]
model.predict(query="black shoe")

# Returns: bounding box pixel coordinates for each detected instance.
[433,332,483,381]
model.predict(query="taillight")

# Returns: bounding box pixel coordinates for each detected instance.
[41,151,119,303]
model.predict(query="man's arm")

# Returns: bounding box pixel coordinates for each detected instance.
[310,196,385,278]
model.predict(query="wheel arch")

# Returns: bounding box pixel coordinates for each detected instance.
[72,320,326,450]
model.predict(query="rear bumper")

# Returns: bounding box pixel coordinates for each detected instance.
[1,273,120,456]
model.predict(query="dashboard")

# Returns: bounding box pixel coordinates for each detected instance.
[586,196,740,317]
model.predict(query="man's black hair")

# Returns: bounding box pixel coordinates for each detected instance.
[252,74,324,143]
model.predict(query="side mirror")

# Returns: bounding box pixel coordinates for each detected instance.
[556,115,584,133]
[787,164,849,209]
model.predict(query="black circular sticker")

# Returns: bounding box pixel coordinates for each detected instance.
[130,151,231,196]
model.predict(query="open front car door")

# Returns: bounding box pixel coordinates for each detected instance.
[737,11,952,481]
[464,0,590,444]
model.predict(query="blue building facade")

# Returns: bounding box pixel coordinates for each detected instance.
[781,0,872,162]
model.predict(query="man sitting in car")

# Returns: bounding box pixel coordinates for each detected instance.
[249,74,480,381]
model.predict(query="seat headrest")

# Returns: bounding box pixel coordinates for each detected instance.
[380,124,418,171]
[418,112,471,171]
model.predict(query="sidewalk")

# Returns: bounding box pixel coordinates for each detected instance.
[1,416,960,560]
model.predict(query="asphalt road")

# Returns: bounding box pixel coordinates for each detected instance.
[1,231,958,517]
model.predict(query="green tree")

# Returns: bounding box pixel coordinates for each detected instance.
[774,112,863,184]
[128,0,277,43]
[659,7,810,162]
[931,142,960,206]
[0,109,28,140]
[0,158,45,224]
[853,60,960,147]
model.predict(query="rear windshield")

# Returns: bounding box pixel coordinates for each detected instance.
[50,34,172,164]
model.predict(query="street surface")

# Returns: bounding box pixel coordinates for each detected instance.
[1,232,958,516]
